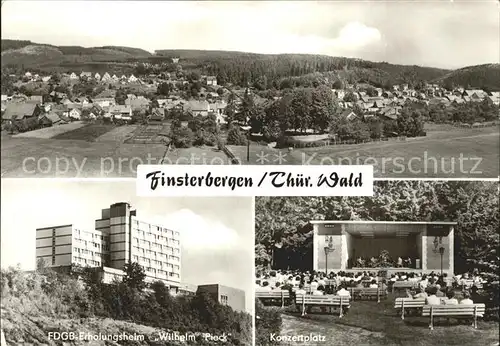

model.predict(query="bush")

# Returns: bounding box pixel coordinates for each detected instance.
[255,299,282,346]
[226,126,248,146]
[171,126,194,148]
[1,267,252,345]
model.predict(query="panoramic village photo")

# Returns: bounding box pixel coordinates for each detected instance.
[254,181,499,346]
[1,1,499,178]
[1,180,254,345]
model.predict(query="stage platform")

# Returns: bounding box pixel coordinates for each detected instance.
[342,267,448,277]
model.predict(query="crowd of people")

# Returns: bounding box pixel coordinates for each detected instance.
[402,272,488,305]
[255,269,386,296]
[255,268,489,303]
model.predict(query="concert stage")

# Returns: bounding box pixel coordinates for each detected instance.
[311,221,457,276]
[343,268,430,276]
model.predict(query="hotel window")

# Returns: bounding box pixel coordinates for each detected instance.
[221,295,228,305]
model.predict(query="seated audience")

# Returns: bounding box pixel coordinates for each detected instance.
[336,284,351,297]
[313,285,325,296]
[443,290,459,305]
[425,286,441,305]
[435,285,445,297]
[295,284,307,296]
[369,279,378,288]
[257,281,272,292]
[460,291,474,305]
[413,288,428,299]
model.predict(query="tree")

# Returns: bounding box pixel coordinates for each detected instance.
[366,117,384,139]
[343,91,357,102]
[365,86,378,97]
[171,126,194,148]
[396,107,424,137]
[122,262,146,292]
[226,125,248,145]
[157,82,172,96]
[239,89,256,124]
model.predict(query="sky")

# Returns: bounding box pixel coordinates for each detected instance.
[0,179,254,313]
[1,1,499,69]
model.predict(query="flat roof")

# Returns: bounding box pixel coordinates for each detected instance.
[310,220,457,225]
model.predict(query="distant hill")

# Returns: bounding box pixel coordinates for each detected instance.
[1,39,152,69]
[156,49,450,88]
[435,64,500,91]
[3,41,498,91]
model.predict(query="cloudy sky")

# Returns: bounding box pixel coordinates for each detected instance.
[0,179,254,313]
[1,0,499,69]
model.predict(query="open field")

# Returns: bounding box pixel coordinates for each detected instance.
[52,123,116,141]
[125,124,170,144]
[231,126,499,178]
[11,121,85,139]
[94,125,138,142]
[0,136,167,177]
[2,125,498,177]
[163,145,231,165]
[268,293,499,346]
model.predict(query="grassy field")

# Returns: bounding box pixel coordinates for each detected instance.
[12,122,86,139]
[264,293,499,346]
[2,125,498,177]
[0,136,167,177]
[163,146,231,165]
[52,123,116,141]
[231,126,499,178]
[94,125,138,142]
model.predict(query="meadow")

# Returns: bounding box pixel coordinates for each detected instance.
[263,293,499,346]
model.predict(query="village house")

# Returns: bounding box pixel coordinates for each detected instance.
[487,91,500,105]
[2,103,42,124]
[39,112,66,127]
[61,98,74,106]
[109,105,133,121]
[93,97,116,108]
[95,73,101,81]
[206,76,217,86]
[69,108,82,120]
[41,76,52,83]
[125,96,150,110]
[69,72,79,80]
[24,72,32,78]
[341,110,358,121]
[111,74,119,82]
[157,99,169,108]
[149,108,165,123]
[379,106,400,121]
[463,89,487,101]
[101,72,112,82]
[27,95,44,104]
[128,75,138,83]
[332,89,345,99]
[80,72,92,79]
[184,100,210,116]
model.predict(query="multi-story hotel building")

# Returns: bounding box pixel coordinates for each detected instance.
[36,202,181,288]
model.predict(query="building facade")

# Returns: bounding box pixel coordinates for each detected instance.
[36,202,181,288]
[311,221,456,275]
[197,284,246,312]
